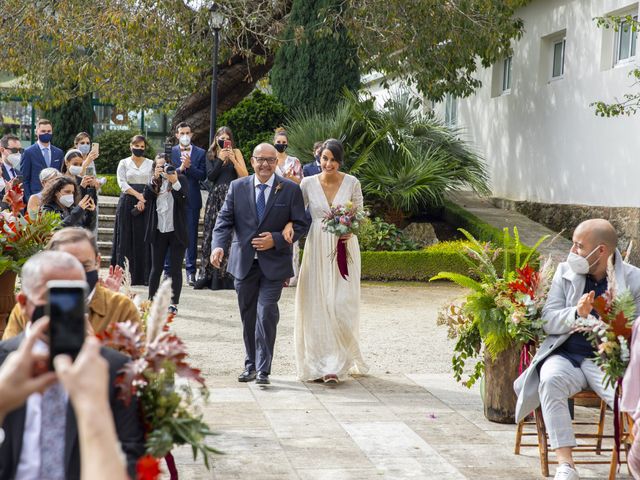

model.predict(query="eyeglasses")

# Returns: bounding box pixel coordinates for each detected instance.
[8,148,24,154]
[252,156,277,165]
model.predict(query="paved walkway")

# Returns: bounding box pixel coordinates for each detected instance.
[448,191,572,262]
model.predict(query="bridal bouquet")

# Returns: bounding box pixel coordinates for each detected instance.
[322,202,368,279]
[566,262,636,389]
[97,280,218,479]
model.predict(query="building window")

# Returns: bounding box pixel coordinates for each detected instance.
[552,38,566,78]
[615,16,637,64]
[444,94,457,126]
[502,56,512,93]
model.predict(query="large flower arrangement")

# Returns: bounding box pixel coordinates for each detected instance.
[0,183,61,274]
[98,280,218,478]
[433,227,551,387]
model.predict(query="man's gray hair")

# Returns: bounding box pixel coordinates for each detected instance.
[21,251,84,296]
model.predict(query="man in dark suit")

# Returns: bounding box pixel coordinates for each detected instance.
[21,119,64,203]
[0,251,145,479]
[0,134,23,198]
[211,143,309,385]
[170,122,206,286]
[302,141,324,178]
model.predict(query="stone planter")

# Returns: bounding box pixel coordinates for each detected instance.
[483,342,520,424]
[0,271,17,338]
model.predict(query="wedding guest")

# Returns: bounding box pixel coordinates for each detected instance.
[302,141,324,177]
[0,134,24,199]
[514,219,640,480]
[111,135,153,285]
[145,154,189,314]
[62,149,100,206]
[622,320,640,479]
[41,176,96,230]
[2,228,140,340]
[194,126,248,290]
[274,128,303,286]
[294,139,368,384]
[73,132,100,176]
[169,122,206,286]
[21,119,64,202]
[0,251,144,478]
[26,168,60,213]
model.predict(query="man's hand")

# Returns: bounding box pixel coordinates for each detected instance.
[54,337,108,412]
[0,318,57,422]
[210,247,224,268]
[251,232,275,251]
[180,153,191,171]
[577,291,596,318]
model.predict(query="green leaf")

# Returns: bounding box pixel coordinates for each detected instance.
[430,272,483,292]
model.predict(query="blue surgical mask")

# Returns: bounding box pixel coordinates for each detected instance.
[78,144,91,155]
[38,133,53,144]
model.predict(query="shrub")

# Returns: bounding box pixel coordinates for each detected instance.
[358,217,419,252]
[99,174,120,197]
[94,130,156,174]
[441,201,504,245]
[218,91,287,162]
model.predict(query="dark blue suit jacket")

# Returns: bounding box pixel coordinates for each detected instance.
[21,143,64,201]
[170,145,206,210]
[212,174,309,281]
[302,161,322,177]
[0,164,17,182]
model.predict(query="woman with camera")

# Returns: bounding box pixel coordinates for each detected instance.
[194,126,248,290]
[111,135,153,285]
[41,176,96,229]
[144,154,188,314]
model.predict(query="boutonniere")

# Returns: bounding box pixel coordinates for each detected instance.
[274,183,283,194]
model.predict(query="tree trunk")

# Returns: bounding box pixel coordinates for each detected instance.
[483,343,520,424]
[172,53,274,149]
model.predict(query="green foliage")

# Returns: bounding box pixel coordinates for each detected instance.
[272,0,360,114]
[43,94,94,151]
[94,130,156,174]
[285,91,490,221]
[99,175,120,197]
[441,201,505,245]
[217,91,288,163]
[358,217,419,252]
[592,15,640,117]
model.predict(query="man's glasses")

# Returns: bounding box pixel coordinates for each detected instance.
[252,156,277,165]
[8,148,24,154]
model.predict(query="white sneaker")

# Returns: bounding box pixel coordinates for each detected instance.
[554,463,579,480]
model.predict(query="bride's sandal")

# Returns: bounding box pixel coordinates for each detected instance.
[323,374,339,384]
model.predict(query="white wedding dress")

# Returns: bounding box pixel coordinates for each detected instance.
[295,174,368,381]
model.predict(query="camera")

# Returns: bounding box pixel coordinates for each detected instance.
[165,165,176,175]
[46,280,88,370]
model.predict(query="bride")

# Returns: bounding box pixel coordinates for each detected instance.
[293,138,368,383]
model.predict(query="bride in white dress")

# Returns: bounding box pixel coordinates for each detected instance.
[294,139,368,382]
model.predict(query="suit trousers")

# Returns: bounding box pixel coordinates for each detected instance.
[538,354,615,449]
[150,231,186,304]
[234,260,284,374]
[163,207,200,275]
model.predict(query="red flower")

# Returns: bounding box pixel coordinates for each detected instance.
[5,183,25,215]
[508,265,540,300]
[136,455,161,480]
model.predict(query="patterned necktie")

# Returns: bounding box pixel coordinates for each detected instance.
[42,147,51,167]
[40,382,67,480]
[256,183,267,222]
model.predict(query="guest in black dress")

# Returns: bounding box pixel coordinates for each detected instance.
[111,135,154,285]
[194,126,248,290]
[41,176,96,229]
[144,154,189,314]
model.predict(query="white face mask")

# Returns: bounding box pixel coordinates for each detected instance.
[68,165,83,176]
[567,246,601,275]
[0,178,6,191]
[77,144,91,155]
[7,153,21,168]
[179,135,191,147]
[58,194,75,208]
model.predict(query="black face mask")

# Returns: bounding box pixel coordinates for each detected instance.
[131,148,145,157]
[217,139,225,149]
[85,269,99,293]
[274,143,288,153]
[31,304,46,323]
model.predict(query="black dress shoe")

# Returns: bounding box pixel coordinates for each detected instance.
[238,370,256,382]
[256,372,270,385]
[187,273,196,286]
[193,276,211,290]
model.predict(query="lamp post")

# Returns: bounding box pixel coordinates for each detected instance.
[208,2,225,145]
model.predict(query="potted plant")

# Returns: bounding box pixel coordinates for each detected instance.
[0,183,60,335]
[432,227,552,423]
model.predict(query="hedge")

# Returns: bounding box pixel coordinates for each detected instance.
[99,174,120,197]
[441,200,504,245]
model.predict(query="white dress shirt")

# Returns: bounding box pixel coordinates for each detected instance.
[116,157,154,192]
[254,173,275,205]
[156,179,182,233]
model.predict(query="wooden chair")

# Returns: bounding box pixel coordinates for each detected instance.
[515,390,614,477]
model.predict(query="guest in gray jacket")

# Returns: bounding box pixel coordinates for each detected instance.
[514,219,640,480]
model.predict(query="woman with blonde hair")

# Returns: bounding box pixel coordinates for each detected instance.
[27,167,60,212]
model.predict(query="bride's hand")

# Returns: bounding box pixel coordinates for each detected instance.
[339,233,353,242]
[282,222,294,244]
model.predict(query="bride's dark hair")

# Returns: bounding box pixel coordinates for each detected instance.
[321,139,344,165]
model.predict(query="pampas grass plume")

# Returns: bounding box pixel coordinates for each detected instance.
[146,278,172,346]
